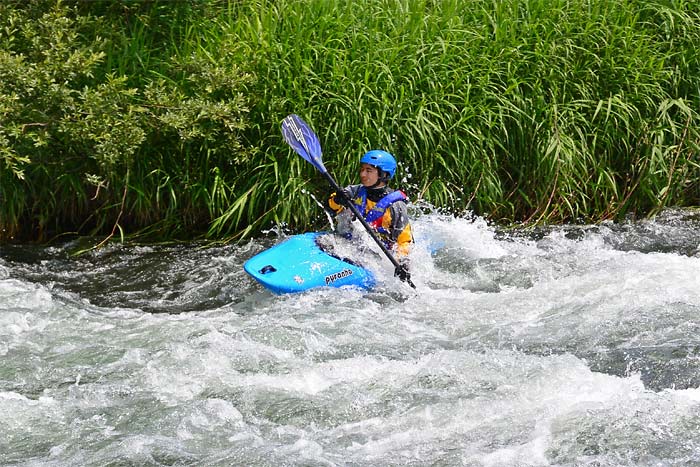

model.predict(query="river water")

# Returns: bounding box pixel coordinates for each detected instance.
[1,208,699,466]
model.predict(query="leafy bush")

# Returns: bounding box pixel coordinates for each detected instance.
[0,1,255,241]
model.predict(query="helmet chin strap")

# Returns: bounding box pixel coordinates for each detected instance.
[368,168,389,189]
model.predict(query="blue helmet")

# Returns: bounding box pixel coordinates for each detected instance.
[360,150,397,179]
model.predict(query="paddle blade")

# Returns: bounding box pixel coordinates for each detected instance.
[281,114,326,173]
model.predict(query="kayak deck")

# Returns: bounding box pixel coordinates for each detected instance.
[244,232,375,294]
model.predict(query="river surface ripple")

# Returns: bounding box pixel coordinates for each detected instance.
[1,209,699,466]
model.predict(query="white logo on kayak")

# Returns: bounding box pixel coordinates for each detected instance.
[325,269,353,285]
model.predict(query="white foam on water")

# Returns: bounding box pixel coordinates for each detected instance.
[0,278,54,313]
[2,210,700,465]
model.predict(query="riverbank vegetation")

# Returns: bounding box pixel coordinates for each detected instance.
[1,0,698,243]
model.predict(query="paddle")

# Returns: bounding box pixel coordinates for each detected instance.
[281,114,416,289]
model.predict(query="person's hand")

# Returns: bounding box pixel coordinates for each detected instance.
[394,263,411,282]
[333,189,352,208]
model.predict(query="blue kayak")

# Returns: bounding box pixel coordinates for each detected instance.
[244,232,376,294]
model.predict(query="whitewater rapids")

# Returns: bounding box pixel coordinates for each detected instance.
[1,209,699,466]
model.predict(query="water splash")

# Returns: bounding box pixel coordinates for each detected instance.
[1,209,700,465]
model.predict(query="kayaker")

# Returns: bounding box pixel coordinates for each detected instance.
[326,150,413,282]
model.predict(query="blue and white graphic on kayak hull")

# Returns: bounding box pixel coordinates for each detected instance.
[244,232,375,294]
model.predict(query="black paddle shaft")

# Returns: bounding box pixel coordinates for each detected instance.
[321,171,416,289]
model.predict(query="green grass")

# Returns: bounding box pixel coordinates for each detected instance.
[1,0,699,242]
[229,0,700,223]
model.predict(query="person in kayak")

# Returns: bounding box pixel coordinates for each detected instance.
[326,149,413,282]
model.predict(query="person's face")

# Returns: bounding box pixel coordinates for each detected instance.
[359,163,382,187]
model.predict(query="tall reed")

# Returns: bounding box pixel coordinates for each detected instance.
[229,0,700,225]
[1,0,698,243]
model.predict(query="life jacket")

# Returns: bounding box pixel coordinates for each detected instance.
[354,186,408,237]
